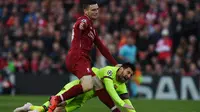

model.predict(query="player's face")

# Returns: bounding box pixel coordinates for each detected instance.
[117,67,134,83]
[85,4,99,20]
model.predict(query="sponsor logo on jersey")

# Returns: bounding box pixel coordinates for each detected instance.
[114,84,118,89]
[88,31,95,40]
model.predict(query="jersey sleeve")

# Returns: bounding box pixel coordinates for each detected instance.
[117,84,135,112]
[92,67,99,75]
[104,78,125,106]
[102,68,125,106]
[123,99,136,112]
[75,18,89,30]
[116,83,128,95]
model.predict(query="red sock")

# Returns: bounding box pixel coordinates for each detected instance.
[96,89,121,112]
[113,108,121,112]
[57,84,83,102]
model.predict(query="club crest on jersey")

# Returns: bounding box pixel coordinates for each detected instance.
[107,70,112,77]
[81,19,87,23]
[114,84,118,89]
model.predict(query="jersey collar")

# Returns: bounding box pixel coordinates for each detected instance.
[84,14,93,25]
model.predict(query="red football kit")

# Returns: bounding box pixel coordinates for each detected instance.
[66,15,117,79]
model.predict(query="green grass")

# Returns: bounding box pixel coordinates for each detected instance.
[0,95,199,112]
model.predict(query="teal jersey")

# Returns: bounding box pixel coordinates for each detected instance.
[92,66,128,106]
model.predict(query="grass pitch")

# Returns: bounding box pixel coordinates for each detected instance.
[0,95,199,112]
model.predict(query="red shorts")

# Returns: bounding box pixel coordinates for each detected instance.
[66,51,95,79]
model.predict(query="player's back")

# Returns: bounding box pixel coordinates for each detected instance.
[92,66,121,84]
[70,15,97,55]
[92,66,127,93]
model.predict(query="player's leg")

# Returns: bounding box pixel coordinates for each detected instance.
[28,80,80,112]
[91,68,121,112]
[45,80,80,107]
[48,76,93,112]
[64,90,95,112]
[53,89,95,112]
[92,76,121,112]
[14,80,81,112]
[49,57,121,112]
[14,102,33,112]
[48,58,94,112]
[53,102,66,112]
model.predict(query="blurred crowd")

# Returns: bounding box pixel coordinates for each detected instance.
[0,0,200,77]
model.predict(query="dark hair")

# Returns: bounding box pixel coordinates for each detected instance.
[121,62,135,72]
[82,0,97,9]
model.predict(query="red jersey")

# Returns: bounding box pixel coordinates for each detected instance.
[68,15,117,65]
[70,15,96,52]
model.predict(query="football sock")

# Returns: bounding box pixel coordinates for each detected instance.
[112,108,121,112]
[57,84,83,102]
[96,89,121,112]
[29,105,45,112]
[42,101,49,108]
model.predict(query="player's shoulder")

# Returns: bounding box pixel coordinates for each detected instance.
[92,67,99,76]
[103,66,116,70]
[102,66,118,76]
[92,67,99,72]
[100,66,112,70]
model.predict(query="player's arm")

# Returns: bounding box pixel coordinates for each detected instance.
[123,99,136,112]
[118,84,136,112]
[77,19,88,30]
[103,77,125,107]
[94,37,117,66]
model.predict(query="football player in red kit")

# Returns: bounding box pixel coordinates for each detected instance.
[48,1,123,112]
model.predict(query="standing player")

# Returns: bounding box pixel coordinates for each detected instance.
[48,1,120,112]
[14,63,136,112]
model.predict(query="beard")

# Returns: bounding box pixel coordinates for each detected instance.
[117,72,128,83]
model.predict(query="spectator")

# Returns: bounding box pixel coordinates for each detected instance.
[0,0,199,77]
[39,55,51,74]
[186,63,200,76]
[171,56,183,75]
[119,36,137,64]
[149,24,162,45]
[31,52,39,73]
[154,63,163,76]
[144,64,154,75]
[170,13,184,51]
[14,53,29,72]
[155,29,172,62]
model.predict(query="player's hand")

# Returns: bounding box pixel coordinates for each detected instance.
[57,101,66,107]
[115,64,122,67]
[123,104,134,110]
[79,22,87,30]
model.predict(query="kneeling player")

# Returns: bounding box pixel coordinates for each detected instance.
[14,63,136,112]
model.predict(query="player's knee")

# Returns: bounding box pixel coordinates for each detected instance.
[81,75,93,92]
[54,102,66,112]
[92,76,103,90]
[54,107,66,112]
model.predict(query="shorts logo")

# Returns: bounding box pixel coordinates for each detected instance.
[87,68,91,73]
[107,70,112,77]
